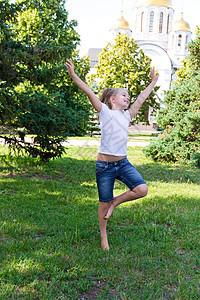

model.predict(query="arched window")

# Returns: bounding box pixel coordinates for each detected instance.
[149,11,154,32]
[141,12,144,32]
[135,14,137,31]
[172,34,174,48]
[167,14,170,34]
[178,34,182,47]
[159,12,163,33]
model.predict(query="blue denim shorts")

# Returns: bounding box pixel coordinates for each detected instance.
[96,158,146,203]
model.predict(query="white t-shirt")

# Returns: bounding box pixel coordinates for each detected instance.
[98,103,131,156]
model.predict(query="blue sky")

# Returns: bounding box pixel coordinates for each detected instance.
[65,0,200,56]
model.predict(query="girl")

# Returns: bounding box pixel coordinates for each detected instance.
[65,58,159,250]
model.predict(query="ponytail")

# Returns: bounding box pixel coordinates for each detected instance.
[100,87,127,109]
[100,88,116,109]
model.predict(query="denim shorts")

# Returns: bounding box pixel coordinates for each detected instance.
[96,158,146,202]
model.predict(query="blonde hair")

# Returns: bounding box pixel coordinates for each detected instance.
[100,88,127,109]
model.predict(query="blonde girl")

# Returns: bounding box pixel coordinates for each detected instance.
[65,59,159,250]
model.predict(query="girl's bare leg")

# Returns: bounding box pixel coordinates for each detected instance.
[104,184,148,220]
[98,201,112,250]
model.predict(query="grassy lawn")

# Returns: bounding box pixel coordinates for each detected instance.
[0,142,200,299]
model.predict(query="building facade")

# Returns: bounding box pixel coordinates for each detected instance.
[88,0,192,121]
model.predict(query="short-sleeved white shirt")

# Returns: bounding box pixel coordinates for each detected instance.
[98,103,131,156]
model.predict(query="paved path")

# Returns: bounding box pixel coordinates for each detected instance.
[1,133,153,148]
[65,138,150,148]
[0,137,151,148]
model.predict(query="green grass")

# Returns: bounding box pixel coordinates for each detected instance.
[0,143,200,299]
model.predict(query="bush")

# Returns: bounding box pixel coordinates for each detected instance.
[144,29,200,166]
[144,134,199,164]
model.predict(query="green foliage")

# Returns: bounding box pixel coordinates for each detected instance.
[191,152,200,168]
[145,28,200,166]
[0,0,91,161]
[86,82,100,136]
[89,34,160,124]
[87,107,101,137]
[187,26,200,73]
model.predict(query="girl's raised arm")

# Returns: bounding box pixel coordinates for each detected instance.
[65,59,102,112]
[129,68,159,119]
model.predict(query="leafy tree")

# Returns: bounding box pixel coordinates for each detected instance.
[0,0,25,127]
[89,34,160,124]
[0,0,91,161]
[144,28,200,166]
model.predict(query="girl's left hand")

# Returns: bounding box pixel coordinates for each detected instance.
[65,58,75,77]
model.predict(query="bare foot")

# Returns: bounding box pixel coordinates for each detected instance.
[104,202,115,220]
[101,236,109,251]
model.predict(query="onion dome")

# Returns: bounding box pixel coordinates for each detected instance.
[114,12,130,30]
[171,13,191,32]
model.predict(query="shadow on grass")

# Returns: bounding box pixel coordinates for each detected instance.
[0,155,96,184]
[0,153,199,185]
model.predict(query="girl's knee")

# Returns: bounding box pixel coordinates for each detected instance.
[133,184,148,198]
[141,184,148,197]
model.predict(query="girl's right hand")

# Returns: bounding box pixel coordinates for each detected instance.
[65,58,75,77]
[150,68,159,83]
[64,58,102,112]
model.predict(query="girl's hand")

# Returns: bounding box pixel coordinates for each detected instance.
[150,68,159,83]
[64,58,102,112]
[65,58,75,77]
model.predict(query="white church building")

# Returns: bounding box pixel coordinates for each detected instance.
[88,0,192,122]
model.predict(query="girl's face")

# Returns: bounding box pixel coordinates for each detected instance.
[111,89,130,110]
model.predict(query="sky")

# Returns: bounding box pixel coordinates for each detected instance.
[65,0,200,56]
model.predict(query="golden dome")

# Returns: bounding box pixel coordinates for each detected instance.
[136,0,171,8]
[114,12,130,30]
[171,13,191,32]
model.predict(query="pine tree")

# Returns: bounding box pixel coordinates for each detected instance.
[0,0,91,161]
